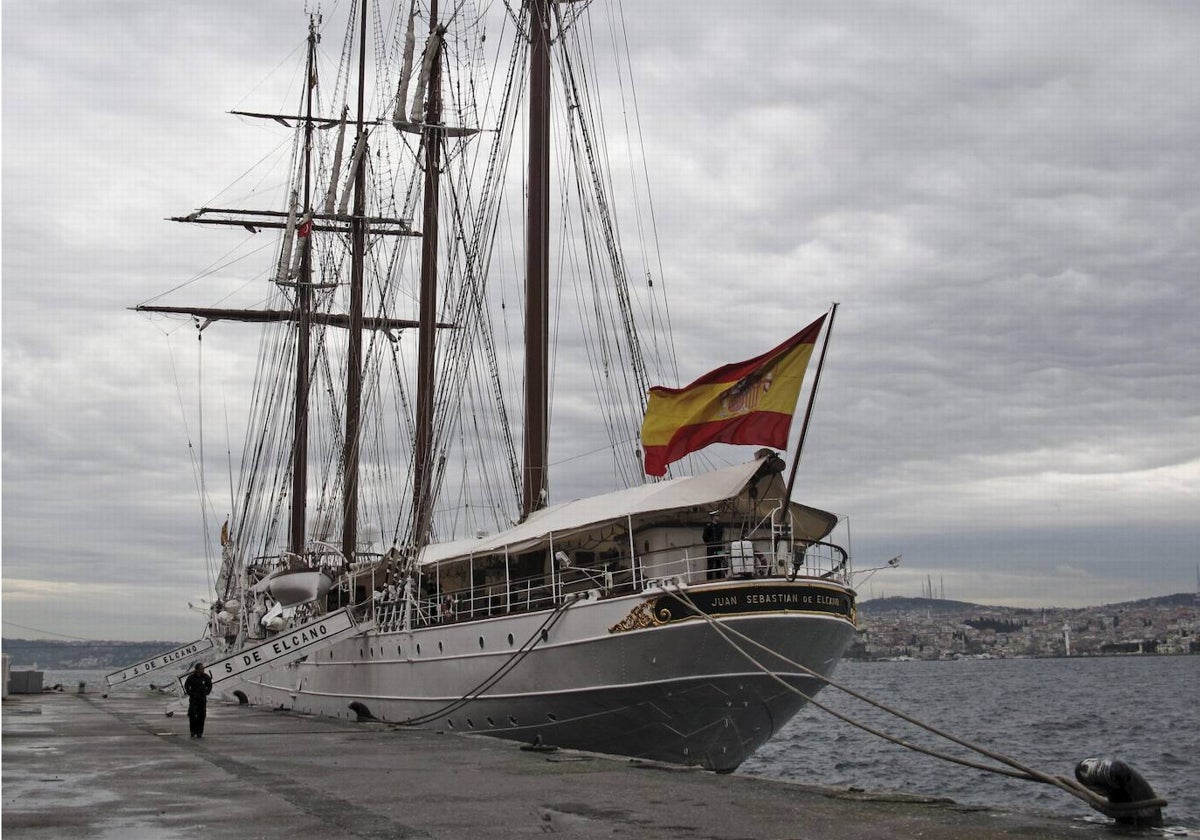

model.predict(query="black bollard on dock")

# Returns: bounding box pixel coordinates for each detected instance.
[1074,757,1165,827]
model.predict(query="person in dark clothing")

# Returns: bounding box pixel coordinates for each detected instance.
[183,662,213,738]
[702,511,725,580]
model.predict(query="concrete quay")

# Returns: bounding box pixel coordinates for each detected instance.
[3,690,1108,839]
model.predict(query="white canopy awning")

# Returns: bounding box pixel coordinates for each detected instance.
[418,458,839,567]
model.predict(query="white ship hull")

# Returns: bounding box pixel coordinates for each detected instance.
[232,579,856,771]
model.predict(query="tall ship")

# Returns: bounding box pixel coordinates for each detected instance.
[128,0,857,772]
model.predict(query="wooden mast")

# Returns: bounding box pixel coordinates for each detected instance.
[140,8,457,572]
[341,0,370,564]
[522,0,551,521]
[411,0,444,550]
[289,17,318,558]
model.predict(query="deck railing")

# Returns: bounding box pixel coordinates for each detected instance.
[366,537,850,633]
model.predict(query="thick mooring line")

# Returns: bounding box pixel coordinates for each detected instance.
[666,585,1166,826]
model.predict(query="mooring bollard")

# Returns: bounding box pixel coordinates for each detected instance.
[1075,757,1165,827]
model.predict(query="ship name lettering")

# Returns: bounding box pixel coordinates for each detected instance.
[747,593,806,605]
[272,623,330,655]
[165,647,188,663]
[131,643,200,675]
[712,596,738,607]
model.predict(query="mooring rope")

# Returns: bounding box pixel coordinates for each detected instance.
[396,594,580,727]
[666,585,1168,819]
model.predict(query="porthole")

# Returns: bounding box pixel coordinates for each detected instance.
[397,646,403,656]
[507,633,514,646]
[487,717,495,726]
[447,719,455,729]
[478,636,485,649]
[508,715,518,726]
[416,644,422,655]
[438,641,444,653]
[467,718,475,728]
[547,713,558,722]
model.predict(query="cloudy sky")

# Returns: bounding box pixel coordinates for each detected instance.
[4,1,1198,642]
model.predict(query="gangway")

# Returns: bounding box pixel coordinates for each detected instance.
[184,607,373,694]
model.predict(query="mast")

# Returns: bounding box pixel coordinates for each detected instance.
[140,8,450,573]
[521,0,552,521]
[341,0,370,564]
[290,17,318,557]
[411,0,444,549]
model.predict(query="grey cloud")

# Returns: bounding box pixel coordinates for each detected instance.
[4,1,1199,640]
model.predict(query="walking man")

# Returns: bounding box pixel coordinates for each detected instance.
[183,662,213,738]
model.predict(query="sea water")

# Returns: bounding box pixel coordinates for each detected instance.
[740,655,1199,830]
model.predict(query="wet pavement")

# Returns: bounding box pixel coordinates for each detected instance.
[2,690,1114,839]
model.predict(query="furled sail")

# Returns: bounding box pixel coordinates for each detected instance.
[393,2,417,128]
[324,106,349,215]
[409,27,444,125]
[276,191,299,283]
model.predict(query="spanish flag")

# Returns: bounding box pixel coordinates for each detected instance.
[641,315,827,477]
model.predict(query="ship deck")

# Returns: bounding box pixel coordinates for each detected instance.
[3,689,1105,839]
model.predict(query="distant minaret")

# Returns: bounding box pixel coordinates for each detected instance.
[1063,623,1072,657]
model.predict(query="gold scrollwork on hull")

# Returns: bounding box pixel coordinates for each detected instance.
[609,599,666,633]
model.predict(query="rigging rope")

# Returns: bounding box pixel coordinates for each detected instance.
[665,585,1168,820]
